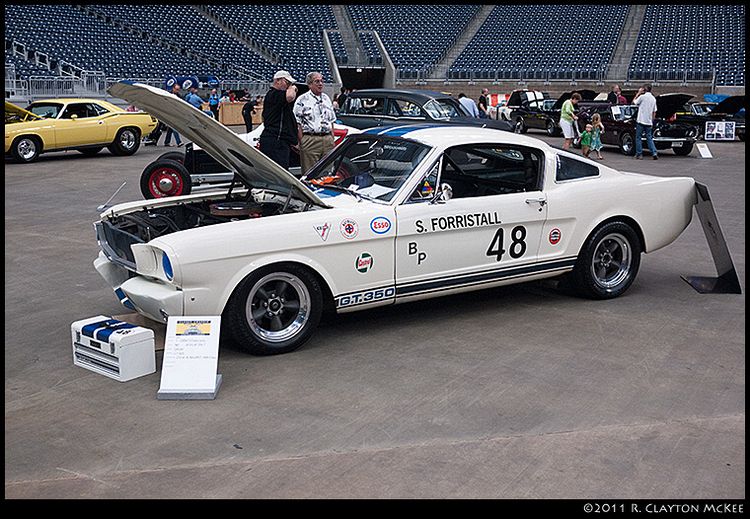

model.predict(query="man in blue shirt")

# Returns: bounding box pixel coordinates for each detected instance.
[458,93,480,117]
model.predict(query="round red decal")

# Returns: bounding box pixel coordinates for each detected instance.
[549,228,561,245]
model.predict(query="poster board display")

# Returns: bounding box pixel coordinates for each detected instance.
[704,121,735,141]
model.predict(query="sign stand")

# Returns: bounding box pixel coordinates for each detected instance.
[696,143,713,159]
[157,316,223,400]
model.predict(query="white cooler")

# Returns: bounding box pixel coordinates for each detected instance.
[72,315,156,382]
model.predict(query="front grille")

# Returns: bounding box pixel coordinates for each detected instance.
[94,220,144,270]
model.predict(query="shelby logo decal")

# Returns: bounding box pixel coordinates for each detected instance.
[370,216,391,234]
[415,212,501,233]
[356,252,373,273]
[549,228,561,245]
[314,222,331,241]
[340,219,359,239]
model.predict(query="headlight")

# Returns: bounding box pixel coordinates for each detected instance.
[131,243,179,285]
[162,251,174,281]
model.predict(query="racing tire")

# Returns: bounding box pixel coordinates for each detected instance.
[546,120,559,136]
[78,147,104,156]
[514,118,527,134]
[140,159,192,199]
[156,150,186,163]
[108,127,141,156]
[225,264,324,356]
[673,143,694,156]
[619,133,636,156]
[571,221,641,300]
[11,135,41,163]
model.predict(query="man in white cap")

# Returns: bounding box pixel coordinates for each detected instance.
[259,70,299,170]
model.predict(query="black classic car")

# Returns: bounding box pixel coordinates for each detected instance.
[673,94,746,141]
[335,88,513,132]
[575,93,699,156]
[507,89,598,136]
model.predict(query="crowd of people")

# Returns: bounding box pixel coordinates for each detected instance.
[138,72,665,168]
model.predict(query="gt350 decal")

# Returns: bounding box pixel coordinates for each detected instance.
[336,286,396,308]
[416,212,502,233]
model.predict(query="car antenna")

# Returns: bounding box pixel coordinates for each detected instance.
[96,181,127,212]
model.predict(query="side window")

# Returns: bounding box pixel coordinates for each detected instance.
[409,160,439,202]
[439,144,543,199]
[61,103,94,119]
[91,103,109,116]
[556,154,599,181]
[358,97,385,116]
[389,99,423,118]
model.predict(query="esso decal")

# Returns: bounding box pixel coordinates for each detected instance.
[370,217,391,234]
[549,228,561,245]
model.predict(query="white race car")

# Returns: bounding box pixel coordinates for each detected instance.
[95,82,739,356]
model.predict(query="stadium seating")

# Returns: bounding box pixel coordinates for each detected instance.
[347,5,480,76]
[87,5,276,80]
[628,5,745,86]
[206,5,338,83]
[4,5,214,79]
[3,5,745,87]
[449,5,628,81]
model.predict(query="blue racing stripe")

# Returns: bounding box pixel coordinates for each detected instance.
[96,322,137,342]
[380,124,436,137]
[82,319,120,338]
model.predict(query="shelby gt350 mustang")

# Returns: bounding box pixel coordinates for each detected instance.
[94,82,740,356]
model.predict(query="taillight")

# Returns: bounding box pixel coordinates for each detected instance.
[667,114,676,123]
[333,127,348,145]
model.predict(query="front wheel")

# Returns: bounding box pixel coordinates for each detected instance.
[546,120,558,136]
[514,118,526,134]
[619,133,635,156]
[225,264,323,355]
[571,221,641,299]
[108,127,141,156]
[140,159,192,198]
[11,136,41,163]
[673,142,693,156]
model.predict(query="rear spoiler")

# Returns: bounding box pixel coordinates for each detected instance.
[682,183,742,294]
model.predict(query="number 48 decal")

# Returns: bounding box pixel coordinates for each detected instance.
[486,226,527,261]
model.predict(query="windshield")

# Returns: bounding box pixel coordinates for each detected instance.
[303,136,431,202]
[424,99,465,120]
[694,103,716,116]
[27,103,63,119]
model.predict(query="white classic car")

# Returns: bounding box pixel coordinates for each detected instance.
[95,82,738,356]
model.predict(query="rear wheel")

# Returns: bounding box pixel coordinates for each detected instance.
[514,118,527,134]
[572,221,641,299]
[78,147,104,156]
[108,127,141,156]
[619,133,635,156]
[140,159,192,198]
[673,142,694,156]
[11,136,41,163]
[546,120,558,136]
[225,264,323,355]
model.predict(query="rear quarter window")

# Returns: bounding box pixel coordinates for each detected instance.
[556,154,599,181]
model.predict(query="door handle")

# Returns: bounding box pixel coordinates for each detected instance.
[525,197,546,206]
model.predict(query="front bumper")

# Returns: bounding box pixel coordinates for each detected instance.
[94,251,183,323]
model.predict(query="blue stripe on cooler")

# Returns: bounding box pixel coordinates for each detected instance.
[81,319,120,338]
[96,322,137,342]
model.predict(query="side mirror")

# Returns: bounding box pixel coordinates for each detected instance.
[441,183,453,201]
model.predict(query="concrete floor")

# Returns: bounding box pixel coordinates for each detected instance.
[4,130,744,498]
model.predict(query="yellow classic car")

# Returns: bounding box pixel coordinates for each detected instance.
[5,99,157,162]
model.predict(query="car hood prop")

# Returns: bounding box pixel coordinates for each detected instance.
[108,81,329,209]
[682,183,742,294]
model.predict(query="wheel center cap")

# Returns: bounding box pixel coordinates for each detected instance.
[158,177,174,191]
[268,298,282,313]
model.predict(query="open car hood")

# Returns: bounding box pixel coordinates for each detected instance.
[4,100,44,123]
[108,82,328,208]
[712,95,746,115]
[656,93,694,119]
[552,89,598,110]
